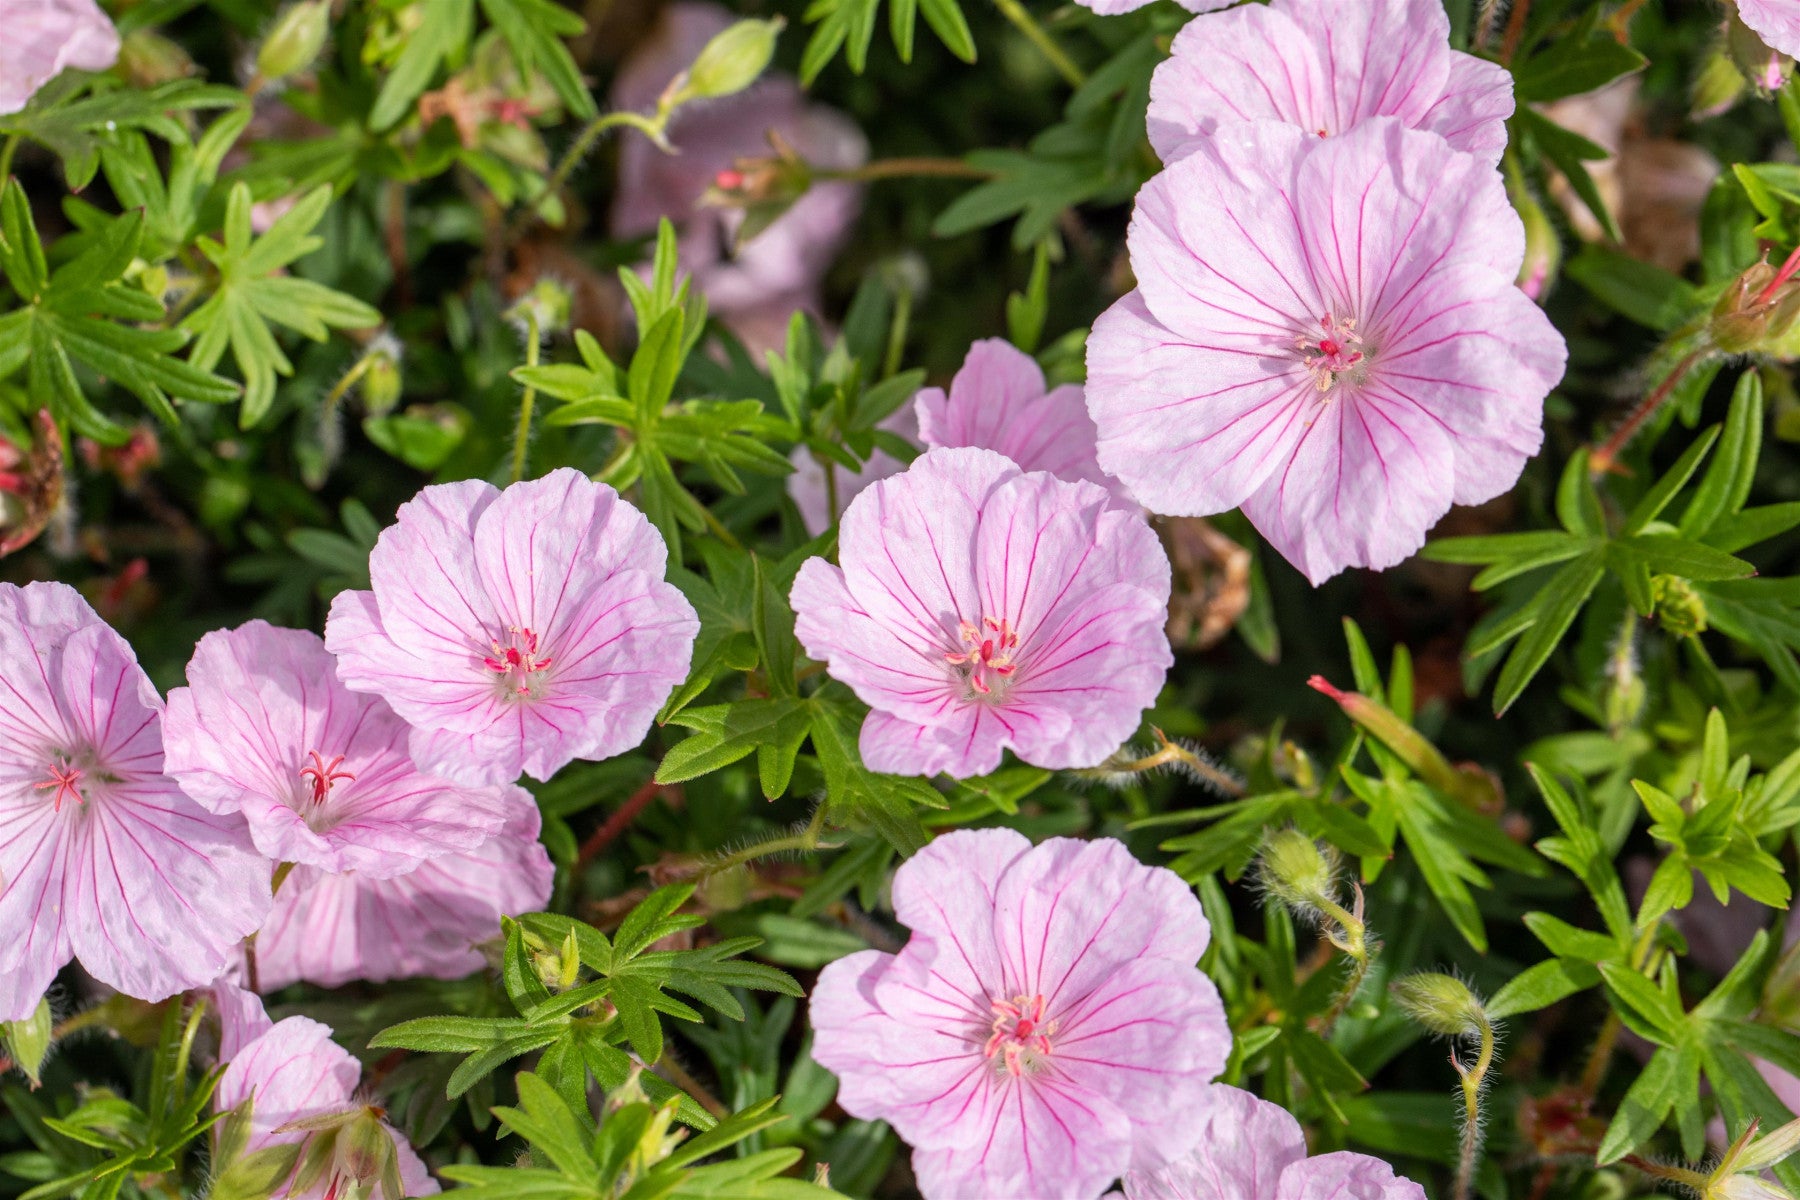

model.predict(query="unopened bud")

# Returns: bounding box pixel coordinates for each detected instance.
[1510,176,1560,303]
[1728,10,1792,93]
[118,30,195,88]
[1695,43,1749,118]
[360,336,404,416]
[256,1,331,83]
[1652,573,1709,637]
[1308,676,1502,812]
[3,996,53,1086]
[1391,972,1488,1039]
[678,18,784,104]
[1259,828,1338,915]
[506,277,573,338]
[339,1106,397,1187]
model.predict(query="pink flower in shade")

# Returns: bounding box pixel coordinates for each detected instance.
[789,446,1172,779]
[325,468,699,787]
[1087,119,1565,585]
[610,2,866,352]
[215,1013,439,1198]
[164,621,520,878]
[0,0,119,115]
[809,829,1228,1200]
[1146,0,1513,168]
[0,582,271,1022]
[1115,1085,1425,1199]
[1077,0,1235,17]
[1740,0,1800,61]
[787,404,920,536]
[915,339,1132,506]
[253,798,552,991]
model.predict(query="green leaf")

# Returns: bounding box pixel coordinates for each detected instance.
[1488,958,1601,1019]
[1681,370,1763,538]
[1514,29,1646,103]
[1597,1041,1696,1163]
[658,699,812,785]
[1517,108,1621,242]
[369,0,475,131]
[1491,550,1606,714]
[1565,246,1700,332]
[478,0,597,120]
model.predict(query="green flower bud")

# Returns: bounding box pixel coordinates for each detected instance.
[678,18,784,104]
[1652,573,1709,638]
[1391,972,1488,1039]
[257,1,331,84]
[3,997,53,1086]
[1258,828,1338,916]
[506,278,573,338]
[1694,43,1748,118]
[118,31,195,88]
[360,337,404,417]
[1509,174,1560,303]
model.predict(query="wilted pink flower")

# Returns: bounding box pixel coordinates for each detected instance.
[1147,0,1513,168]
[788,405,919,536]
[165,621,519,877]
[810,829,1228,1200]
[611,2,866,350]
[0,582,270,1022]
[1088,119,1564,585]
[1740,0,1800,61]
[790,447,1171,778]
[916,338,1131,505]
[0,0,119,115]
[326,468,699,786]
[215,1013,438,1198]
[1118,1085,1425,1199]
[253,798,552,990]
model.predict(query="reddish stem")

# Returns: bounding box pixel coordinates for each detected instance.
[575,780,667,871]
[1589,348,1705,477]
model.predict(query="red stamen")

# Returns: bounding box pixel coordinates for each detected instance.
[715,168,746,190]
[984,994,1055,1076]
[36,760,84,812]
[300,751,355,805]
[483,626,554,695]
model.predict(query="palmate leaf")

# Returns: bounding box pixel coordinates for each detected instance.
[0,76,244,190]
[180,183,381,427]
[0,182,236,442]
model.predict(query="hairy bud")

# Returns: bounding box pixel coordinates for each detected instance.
[1652,574,1709,638]
[1259,828,1339,917]
[678,18,784,104]
[1391,972,1488,1039]
[256,1,331,84]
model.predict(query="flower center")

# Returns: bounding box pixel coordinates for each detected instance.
[35,756,85,812]
[1294,312,1367,393]
[944,616,1019,698]
[984,994,1055,1077]
[300,751,355,806]
[483,626,554,696]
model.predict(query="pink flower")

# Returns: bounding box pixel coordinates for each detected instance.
[165,621,520,878]
[0,582,270,1022]
[215,1012,438,1198]
[325,468,699,786]
[253,797,552,991]
[1077,0,1235,17]
[915,339,1131,506]
[790,446,1172,779]
[809,829,1228,1200]
[611,2,866,349]
[1118,1085,1425,1199]
[1087,118,1564,584]
[787,405,919,536]
[1147,0,1513,168]
[1740,0,1800,61]
[0,0,119,115]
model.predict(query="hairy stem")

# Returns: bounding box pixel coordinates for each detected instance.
[990,0,1085,88]
[1454,1016,1497,1200]
[1589,347,1705,477]
[699,805,832,879]
[520,110,670,239]
[510,311,542,485]
[1092,729,1247,797]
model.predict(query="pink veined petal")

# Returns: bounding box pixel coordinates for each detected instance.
[0,786,71,1019]
[1147,5,1330,158]
[991,837,1210,1009]
[1120,1084,1305,1200]
[254,798,551,991]
[1278,1152,1429,1200]
[857,706,1019,779]
[1740,0,1800,60]
[915,339,1126,503]
[1088,290,1314,518]
[792,559,964,727]
[166,622,514,879]
[908,1071,1136,1200]
[1240,381,1458,585]
[889,827,1031,998]
[1274,0,1452,138]
[1421,52,1516,169]
[1051,958,1231,1172]
[208,978,275,1064]
[327,589,499,740]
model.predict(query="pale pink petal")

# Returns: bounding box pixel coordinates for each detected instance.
[1279,1152,1428,1200]
[1053,959,1230,1171]
[890,827,1031,995]
[915,339,1126,504]
[909,1077,1134,1200]
[255,798,551,991]
[1121,1084,1304,1200]
[788,406,919,536]
[0,0,118,115]
[991,837,1210,1008]
[856,707,1016,779]
[1420,53,1516,169]
[165,622,514,878]
[1741,0,1800,60]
